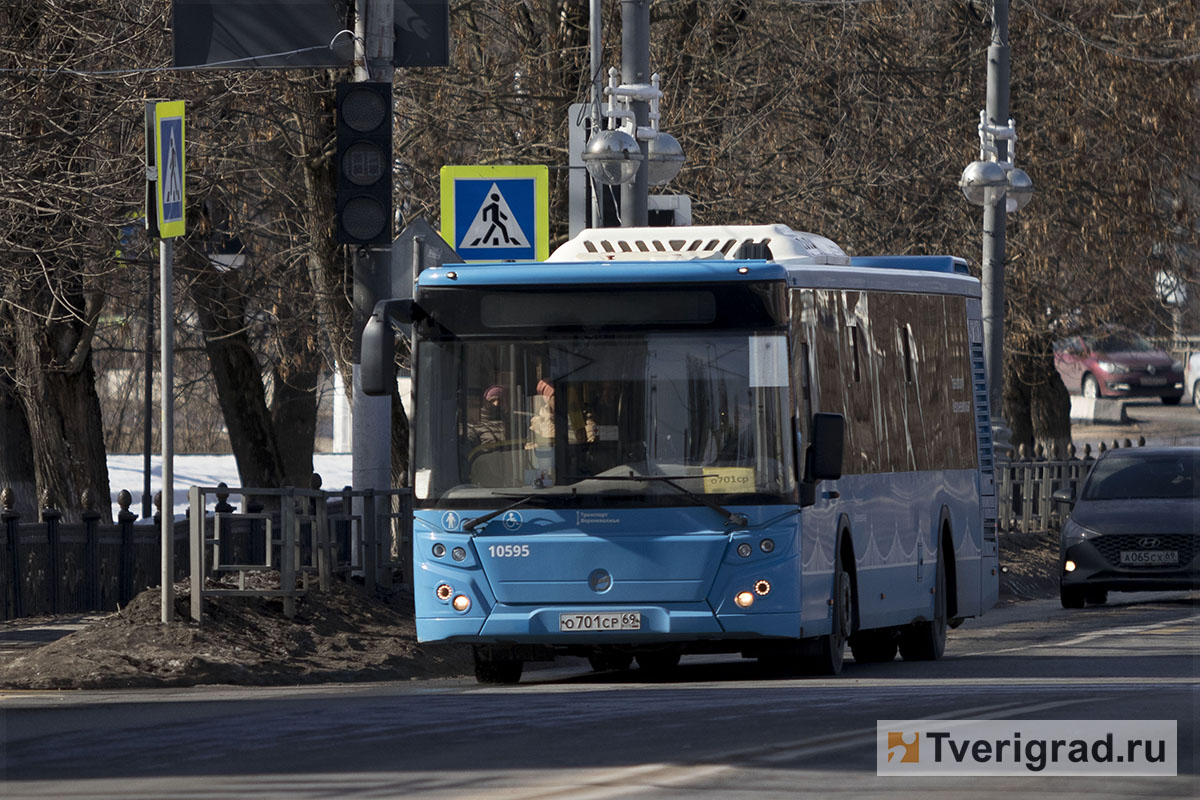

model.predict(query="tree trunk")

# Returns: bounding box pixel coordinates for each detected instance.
[1002,342,1071,459]
[190,266,285,490]
[0,369,37,519]
[14,354,111,523]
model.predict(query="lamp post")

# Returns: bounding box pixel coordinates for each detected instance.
[582,1,684,226]
[959,0,1032,441]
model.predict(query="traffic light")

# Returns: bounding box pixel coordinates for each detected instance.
[336,82,392,246]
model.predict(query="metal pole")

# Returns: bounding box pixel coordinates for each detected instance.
[143,257,154,521]
[589,0,607,227]
[160,237,174,623]
[351,0,395,540]
[619,0,650,227]
[981,0,1010,418]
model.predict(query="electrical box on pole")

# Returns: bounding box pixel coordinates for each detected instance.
[336,81,392,246]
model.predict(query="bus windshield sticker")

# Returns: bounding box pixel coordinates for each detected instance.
[702,467,756,494]
[749,334,788,387]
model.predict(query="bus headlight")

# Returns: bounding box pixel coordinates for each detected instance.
[735,591,755,608]
[754,579,771,596]
[452,594,471,612]
[436,583,453,601]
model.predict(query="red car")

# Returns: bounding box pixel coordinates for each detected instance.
[1053,328,1184,405]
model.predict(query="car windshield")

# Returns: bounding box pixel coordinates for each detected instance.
[1087,330,1155,353]
[412,331,796,507]
[1082,454,1198,500]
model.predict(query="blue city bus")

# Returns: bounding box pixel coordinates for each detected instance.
[363,224,998,683]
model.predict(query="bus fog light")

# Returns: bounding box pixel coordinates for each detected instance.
[737,543,752,558]
[760,538,774,553]
[1064,560,1076,573]
[432,543,446,558]
[452,594,471,612]
[436,583,453,601]
[754,579,771,596]
[735,591,755,608]
[452,546,467,562]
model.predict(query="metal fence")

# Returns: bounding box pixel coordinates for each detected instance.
[184,482,412,623]
[995,437,1147,536]
[1,478,412,623]
[1,488,188,621]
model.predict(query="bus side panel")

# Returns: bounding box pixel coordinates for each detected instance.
[803,470,985,633]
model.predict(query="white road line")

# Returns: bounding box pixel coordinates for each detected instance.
[957,614,1200,657]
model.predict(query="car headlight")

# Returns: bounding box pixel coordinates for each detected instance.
[1060,518,1094,544]
[1096,361,1121,374]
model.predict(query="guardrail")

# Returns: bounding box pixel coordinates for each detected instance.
[995,437,1146,536]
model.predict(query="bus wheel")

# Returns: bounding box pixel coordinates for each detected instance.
[805,564,851,675]
[473,647,524,685]
[899,557,947,661]
[635,651,681,677]
[849,629,898,663]
[589,650,634,673]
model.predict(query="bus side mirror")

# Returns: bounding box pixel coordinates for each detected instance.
[361,299,419,397]
[806,412,844,482]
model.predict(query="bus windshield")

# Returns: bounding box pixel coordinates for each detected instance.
[413,331,796,507]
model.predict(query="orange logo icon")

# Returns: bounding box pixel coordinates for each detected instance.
[887,731,920,763]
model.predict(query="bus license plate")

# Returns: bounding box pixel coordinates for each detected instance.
[559,612,641,632]
[1119,550,1178,566]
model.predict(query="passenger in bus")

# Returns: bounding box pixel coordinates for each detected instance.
[467,384,509,450]
[528,380,556,444]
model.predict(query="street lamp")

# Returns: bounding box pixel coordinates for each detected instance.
[960,0,1032,452]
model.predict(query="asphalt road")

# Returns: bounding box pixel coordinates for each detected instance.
[2,592,1197,799]
[1071,398,1200,448]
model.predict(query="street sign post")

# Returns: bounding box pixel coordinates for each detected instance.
[152,101,186,240]
[145,99,185,623]
[440,165,549,262]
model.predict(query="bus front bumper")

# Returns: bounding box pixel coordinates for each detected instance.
[417,604,803,644]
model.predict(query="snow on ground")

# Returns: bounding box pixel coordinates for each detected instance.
[107,453,353,522]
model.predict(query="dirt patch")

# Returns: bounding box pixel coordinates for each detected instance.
[998,531,1061,604]
[0,576,473,690]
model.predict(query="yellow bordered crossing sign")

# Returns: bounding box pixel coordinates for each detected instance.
[440,165,548,261]
[151,100,186,239]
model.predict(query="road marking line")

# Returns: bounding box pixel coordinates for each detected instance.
[957,614,1199,657]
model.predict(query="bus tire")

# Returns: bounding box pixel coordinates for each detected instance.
[473,647,524,685]
[899,556,947,661]
[849,628,898,663]
[805,554,851,675]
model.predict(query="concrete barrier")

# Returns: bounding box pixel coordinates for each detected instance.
[1069,396,1128,424]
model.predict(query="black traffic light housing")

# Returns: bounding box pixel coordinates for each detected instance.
[336,82,392,246]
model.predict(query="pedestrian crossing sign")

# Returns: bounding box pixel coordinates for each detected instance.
[440,165,548,261]
[153,101,186,239]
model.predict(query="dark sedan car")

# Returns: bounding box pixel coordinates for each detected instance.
[1055,447,1199,608]
[1053,329,1184,405]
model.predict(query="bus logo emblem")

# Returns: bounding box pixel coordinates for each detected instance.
[588,569,613,593]
[441,511,460,531]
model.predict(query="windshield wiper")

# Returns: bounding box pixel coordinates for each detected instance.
[461,491,558,532]
[583,472,749,527]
